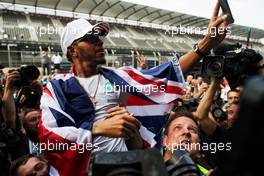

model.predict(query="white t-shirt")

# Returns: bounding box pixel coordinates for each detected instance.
[77,74,128,153]
[221,84,230,102]
[51,55,62,64]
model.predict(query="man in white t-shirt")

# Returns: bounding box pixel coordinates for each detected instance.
[51,53,63,72]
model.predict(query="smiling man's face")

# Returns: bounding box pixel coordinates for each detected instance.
[163,116,200,156]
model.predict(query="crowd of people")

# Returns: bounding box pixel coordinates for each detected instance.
[0,1,264,176]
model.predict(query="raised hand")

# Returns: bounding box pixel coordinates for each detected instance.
[137,54,147,69]
[198,0,229,54]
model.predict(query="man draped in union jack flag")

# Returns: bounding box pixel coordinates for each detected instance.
[39,3,229,174]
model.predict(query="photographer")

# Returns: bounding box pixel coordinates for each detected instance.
[226,102,239,128]
[1,70,20,130]
[163,77,241,175]
[222,89,240,111]
[163,108,213,175]
[0,70,22,175]
[1,68,42,159]
[193,82,209,102]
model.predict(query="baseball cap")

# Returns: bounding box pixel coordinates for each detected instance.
[60,18,110,55]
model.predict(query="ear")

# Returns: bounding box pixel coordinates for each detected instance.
[163,134,168,147]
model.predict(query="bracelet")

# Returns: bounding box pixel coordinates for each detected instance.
[193,43,210,58]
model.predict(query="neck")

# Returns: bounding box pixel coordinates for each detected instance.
[73,61,98,78]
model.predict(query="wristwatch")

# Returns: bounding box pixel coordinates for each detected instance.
[193,43,210,58]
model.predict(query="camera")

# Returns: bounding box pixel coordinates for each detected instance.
[14,65,40,87]
[13,65,41,108]
[90,148,203,176]
[202,43,262,88]
[17,85,42,108]
[89,148,168,176]
[165,149,202,176]
[211,107,227,121]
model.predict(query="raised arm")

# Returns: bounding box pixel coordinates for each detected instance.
[193,78,221,136]
[1,70,20,129]
[179,0,228,73]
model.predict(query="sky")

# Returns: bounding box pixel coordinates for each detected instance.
[123,0,264,30]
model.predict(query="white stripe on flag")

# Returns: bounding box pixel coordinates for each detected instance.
[113,69,180,103]
[127,104,173,116]
[139,126,156,147]
[49,165,60,176]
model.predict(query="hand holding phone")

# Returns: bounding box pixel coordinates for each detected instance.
[220,0,234,24]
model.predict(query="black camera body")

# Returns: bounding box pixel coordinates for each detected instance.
[15,65,40,87]
[13,65,41,108]
[202,43,262,88]
[89,148,168,176]
[166,149,202,176]
[211,107,227,121]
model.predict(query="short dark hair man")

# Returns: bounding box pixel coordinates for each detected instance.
[10,154,48,176]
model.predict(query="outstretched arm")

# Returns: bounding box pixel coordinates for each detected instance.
[179,0,228,73]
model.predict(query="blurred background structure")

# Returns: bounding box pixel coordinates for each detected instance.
[0,0,263,75]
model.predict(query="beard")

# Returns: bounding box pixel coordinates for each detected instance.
[78,47,106,65]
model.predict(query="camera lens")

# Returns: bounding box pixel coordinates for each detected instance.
[212,108,223,118]
[212,107,227,121]
[202,56,225,78]
[206,60,223,77]
[21,65,40,81]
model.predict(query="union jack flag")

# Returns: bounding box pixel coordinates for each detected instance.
[39,55,185,175]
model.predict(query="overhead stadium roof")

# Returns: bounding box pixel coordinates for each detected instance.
[1,0,264,39]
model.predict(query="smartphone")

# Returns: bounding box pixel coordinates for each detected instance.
[220,0,234,24]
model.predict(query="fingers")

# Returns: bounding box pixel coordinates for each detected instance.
[137,54,146,62]
[110,112,141,138]
[121,126,137,140]
[211,0,221,21]
[106,109,129,118]
[107,110,141,129]
[6,70,20,81]
[7,69,16,73]
[121,115,141,139]
[123,114,141,129]
[106,106,124,113]
[211,14,228,28]
[103,105,142,139]
[122,123,138,139]
[107,108,141,128]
